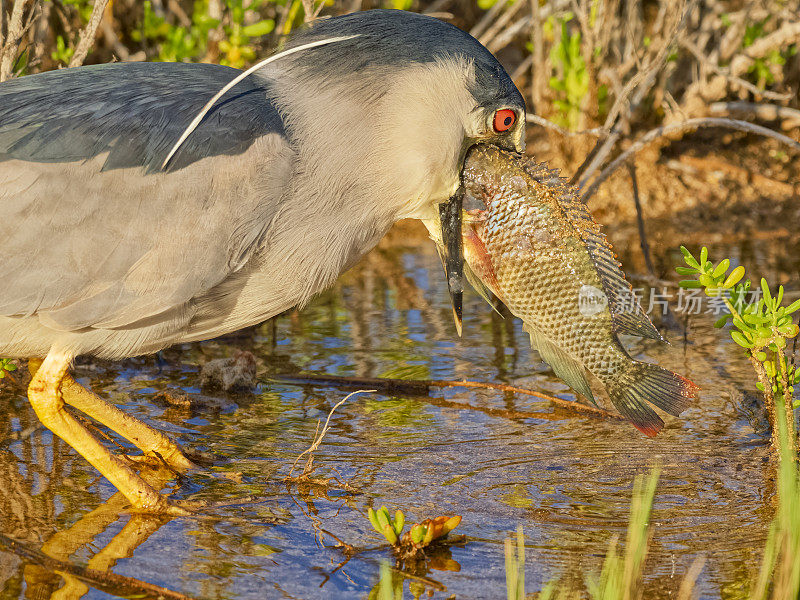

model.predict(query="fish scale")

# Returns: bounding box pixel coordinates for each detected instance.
[461,144,698,436]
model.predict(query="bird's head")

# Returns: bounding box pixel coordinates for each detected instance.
[277,10,525,332]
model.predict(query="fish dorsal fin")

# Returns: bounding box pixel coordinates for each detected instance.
[524,324,597,405]
[522,160,662,341]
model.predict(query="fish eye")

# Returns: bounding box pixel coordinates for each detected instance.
[493,109,516,133]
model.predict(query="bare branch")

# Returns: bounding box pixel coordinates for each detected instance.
[487,15,529,54]
[626,161,655,276]
[300,0,314,22]
[478,0,526,49]
[528,0,545,114]
[571,0,693,186]
[680,37,792,102]
[709,101,800,127]
[68,0,109,68]
[581,118,800,202]
[0,0,33,82]
[470,0,507,40]
[0,0,6,50]
[526,113,604,137]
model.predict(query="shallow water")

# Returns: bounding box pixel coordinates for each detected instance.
[0,219,797,599]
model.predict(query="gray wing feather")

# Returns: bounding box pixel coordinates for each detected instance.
[0,62,292,331]
[0,62,284,172]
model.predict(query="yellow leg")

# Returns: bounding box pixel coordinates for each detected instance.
[28,358,196,473]
[27,350,169,512]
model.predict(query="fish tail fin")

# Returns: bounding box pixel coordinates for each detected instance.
[606,363,699,437]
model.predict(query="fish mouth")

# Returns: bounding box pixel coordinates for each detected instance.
[439,137,524,337]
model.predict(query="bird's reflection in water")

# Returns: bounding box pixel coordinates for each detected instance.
[0,403,178,600]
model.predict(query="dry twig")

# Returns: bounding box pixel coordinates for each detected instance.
[287,389,374,480]
[581,117,800,201]
[709,101,800,128]
[0,0,34,82]
[527,114,604,137]
[68,0,110,68]
[273,373,624,421]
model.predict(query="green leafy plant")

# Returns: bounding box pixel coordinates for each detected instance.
[133,0,274,66]
[366,505,461,550]
[220,0,275,68]
[62,0,95,22]
[133,0,219,62]
[0,358,16,380]
[585,469,660,599]
[677,246,799,454]
[547,16,588,131]
[536,469,661,600]
[741,19,796,88]
[51,35,75,66]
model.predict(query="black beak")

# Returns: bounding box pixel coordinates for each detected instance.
[439,186,464,336]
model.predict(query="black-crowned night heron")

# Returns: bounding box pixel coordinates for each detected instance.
[0,9,525,512]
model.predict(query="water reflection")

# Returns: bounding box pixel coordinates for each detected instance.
[0,219,796,599]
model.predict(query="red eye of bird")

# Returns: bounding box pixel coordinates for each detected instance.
[493,109,516,132]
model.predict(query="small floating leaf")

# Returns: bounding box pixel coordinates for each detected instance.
[382,523,398,545]
[442,516,462,534]
[743,313,770,325]
[393,510,405,536]
[698,274,714,288]
[422,524,435,545]
[367,508,381,533]
[410,524,424,545]
[756,326,773,339]
[376,507,391,531]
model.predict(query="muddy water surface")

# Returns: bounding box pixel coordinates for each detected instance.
[0,219,797,599]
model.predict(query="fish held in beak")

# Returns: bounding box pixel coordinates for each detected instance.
[459,144,698,437]
[439,186,464,336]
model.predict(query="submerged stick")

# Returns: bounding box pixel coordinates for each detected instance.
[272,373,623,421]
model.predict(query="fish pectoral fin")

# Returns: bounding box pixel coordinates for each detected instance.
[524,325,597,405]
[464,263,503,316]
